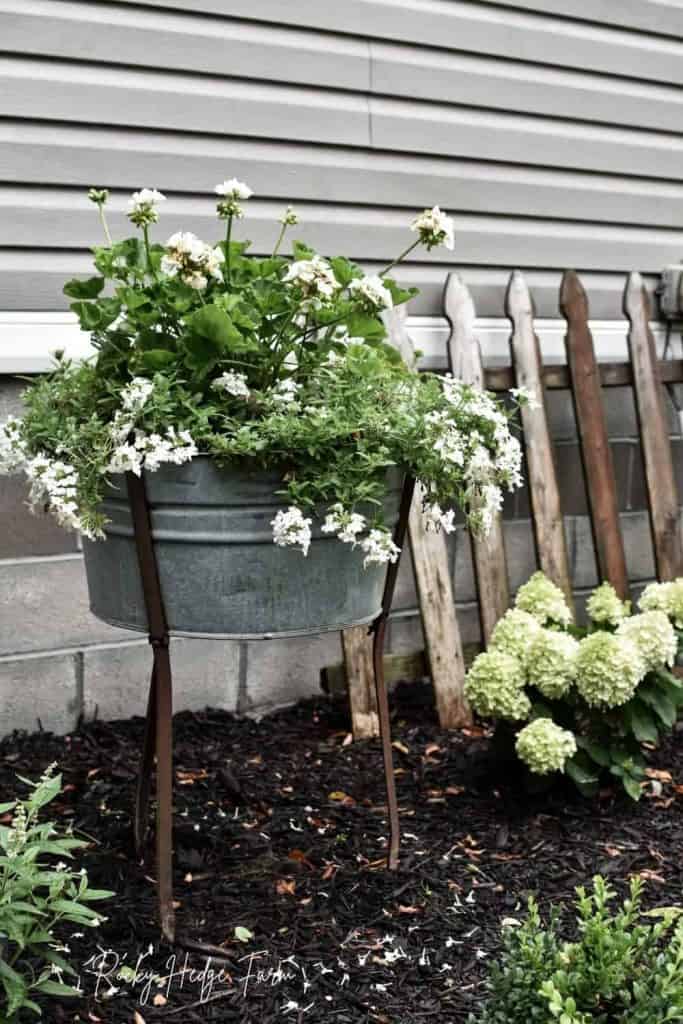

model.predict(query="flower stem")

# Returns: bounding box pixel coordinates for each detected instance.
[378,239,420,277]
[142,226,158,283]
[98,206,112,247]
[225,215,233,287]
[272,222,287,257]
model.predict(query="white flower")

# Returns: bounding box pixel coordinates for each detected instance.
[280,205,298,226]
[510,386,540,411]
[617,610,677,672]
[411,206,455,250]
[127,188,166,227]
[0,416,28,473]
[283,256,340,307]
[271,506,313,556]
[161,231,222,289]
[211,371,250,399]
[215,178,253,200]
[271,379,301,406]
[23,453,92,535]
[360,529,400,568]
[120,377,154,414]
[321,503,366,545]
[423,502,456,534]
[107,427,196,476]
[348,275,393,312]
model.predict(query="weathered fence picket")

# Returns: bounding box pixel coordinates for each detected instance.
[506,271,575,612]
[445,272,510,644]
[561,270,629,599]
[624,272,683,582]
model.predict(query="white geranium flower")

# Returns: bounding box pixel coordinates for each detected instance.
[215,178,253,200]
[283,256,340,307]
[271,506,313,556]
[411,206,455,250]
[127,188,166,227]
[348,275,393,312]
[161,231,222,289]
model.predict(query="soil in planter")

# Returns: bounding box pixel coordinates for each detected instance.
[2,683,683,1023]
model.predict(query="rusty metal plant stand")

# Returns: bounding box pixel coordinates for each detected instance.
[126,470,416,943]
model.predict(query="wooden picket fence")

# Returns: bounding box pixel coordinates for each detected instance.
[325,268,683,739]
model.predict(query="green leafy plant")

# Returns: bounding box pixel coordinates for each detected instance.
[0,765,113,1020]
[0,180,528,566]
[464,574,683,799]
[470,876,683,1023]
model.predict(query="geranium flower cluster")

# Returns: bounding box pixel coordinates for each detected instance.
[464,573,680,783]
[0,177,525,567]
[160,231,223,290]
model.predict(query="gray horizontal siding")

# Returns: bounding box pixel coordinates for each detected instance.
[1,0,682,318]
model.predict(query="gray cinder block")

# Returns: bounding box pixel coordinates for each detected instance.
[0,652,80,734]
[82,638,241,721]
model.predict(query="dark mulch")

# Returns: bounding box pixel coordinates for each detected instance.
[2,682,683,1023]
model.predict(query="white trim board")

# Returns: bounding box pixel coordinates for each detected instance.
[0,311,676,374]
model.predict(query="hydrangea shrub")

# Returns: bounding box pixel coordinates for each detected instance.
[0,182,527,566]
[464,573,683,799]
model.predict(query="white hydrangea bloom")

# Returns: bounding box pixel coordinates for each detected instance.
[616,610,677,672]
[410,206,455,250]
[360,529,400,568]
[271,506,313,556]
[489,609,542,663]
[0,416,28,473]
[525,629,579,700]
[639,579,683,631]
[464,650,530,721]
[348,275,393,312]
[127,188,166,227]
[161,231,223,290]
[575,632,645,708]
[586,582,630,627]
[321,503,366,545]
[515,571,572,627]
[515,718,577,775]
[422,502,456,534]
[120,377,154,414]
[283,256,340,307]
[211,371,250,399]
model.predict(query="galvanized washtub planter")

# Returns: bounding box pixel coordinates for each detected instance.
[83,457,404,639]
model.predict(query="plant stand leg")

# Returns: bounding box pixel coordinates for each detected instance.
[370,475,416,871]
[134,664,157,858]
[126,471,176,944]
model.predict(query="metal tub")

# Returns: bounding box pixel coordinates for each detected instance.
[83,458,404,639]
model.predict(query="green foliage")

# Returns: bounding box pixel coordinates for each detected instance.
[470,876,683,1024]
[466,575,683,800]
[0,766,114,1020]
[2,188,524,554]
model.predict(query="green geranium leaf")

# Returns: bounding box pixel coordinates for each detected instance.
[63,276,105,299]
[345,312,387,343]
[183,304,244,374]
[140,349,177,372]
[383,277,419,307]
